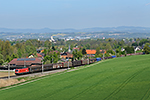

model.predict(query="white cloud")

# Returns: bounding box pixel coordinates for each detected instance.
[146,3,150,6]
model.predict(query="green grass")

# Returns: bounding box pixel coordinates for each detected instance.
[136,50,143,53]
[0,55,150,100]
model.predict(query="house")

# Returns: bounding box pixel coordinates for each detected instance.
[60,52,73,59]
[8,58,42,69]
[121,48,125,52]
[100,50,106,54]
[134,46,141,51]
[28,53,44,58]
[73,47,80,50]
[86,50,96,57]
[86,50,106,57]
[37,49,44,53]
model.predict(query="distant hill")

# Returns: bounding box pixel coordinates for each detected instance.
[0,26,150,33]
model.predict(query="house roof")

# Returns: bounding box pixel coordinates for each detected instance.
[73,48,79,50]
[16,62,32,66]
[86,50,96,54]
[40,50,44,53]
[86,50,106,54]
[8,58,42,65]
[37,53,43,58]
[61,52,73,58]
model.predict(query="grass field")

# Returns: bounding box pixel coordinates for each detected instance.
[0,55,150,100]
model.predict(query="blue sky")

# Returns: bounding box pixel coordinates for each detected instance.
[0,0,150,29]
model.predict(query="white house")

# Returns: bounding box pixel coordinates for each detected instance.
[135,46,141,51]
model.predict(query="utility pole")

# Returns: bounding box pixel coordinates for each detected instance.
[52,55,53,64]
[42,61,44,74]
[8,64,10,79]
[114,49,116,57]
[103,50,104,60]
[24,59,26,68]
[68,60,69,69]
[67,59,70,69]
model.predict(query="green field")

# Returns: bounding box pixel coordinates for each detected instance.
[1,55,150,100]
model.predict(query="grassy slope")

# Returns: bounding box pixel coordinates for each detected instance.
[0,55,150,100]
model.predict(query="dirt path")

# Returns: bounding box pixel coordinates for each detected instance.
[0,72,15,78]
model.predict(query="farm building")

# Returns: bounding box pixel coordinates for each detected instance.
[8,58,42,69]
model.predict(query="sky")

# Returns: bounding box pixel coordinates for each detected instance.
[0,0,150,29]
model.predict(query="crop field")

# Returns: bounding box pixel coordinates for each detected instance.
[0,55,150,100]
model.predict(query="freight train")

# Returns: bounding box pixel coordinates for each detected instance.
[15,56,116,75]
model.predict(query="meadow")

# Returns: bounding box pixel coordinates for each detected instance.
[0,55,150,100]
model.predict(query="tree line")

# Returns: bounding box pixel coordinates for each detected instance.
[0,38,150,65]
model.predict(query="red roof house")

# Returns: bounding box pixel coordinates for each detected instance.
[86,49,106,57]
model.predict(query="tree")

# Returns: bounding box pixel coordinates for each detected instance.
[72,49,83,60]
[25,40,33,46]
[96,47,100,55]
[118,40,125,47]
[139,39,149,46]
[44,40,51,49]
[2,41,11,59]
[43,51,60,64]
[125,46,134,54]
[107,50,115,55]
[82,48,87,55]
[72,50,77,60]
[77,50,83,60]
[85,43,90,49]
[0,54,4,65]
[132,42,138,46]
[70,44,74,50]
[53,52,60,63]
[105,43,112,50]
[105,53,111,57]
[52,46,56,51]
[17,48,22,58]
[116,49,120,53]
[11,53,18,60]
[5,55,11,62]
[95,53,103,58]
[143,43,150,54]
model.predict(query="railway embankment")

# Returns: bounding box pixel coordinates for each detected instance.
[0,68,67,89]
